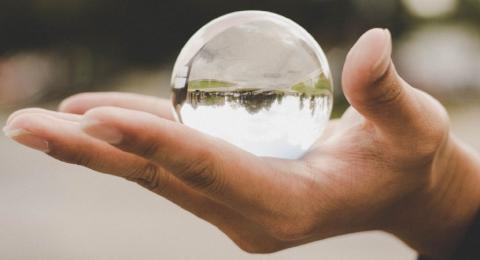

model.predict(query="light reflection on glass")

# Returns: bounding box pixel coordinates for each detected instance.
[179,88,331,159]
[171,11,334,159]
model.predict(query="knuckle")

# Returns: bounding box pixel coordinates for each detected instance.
[176,151,224,194]
[50,147,94,167]
[359,66,403,109]
[137,140,162,159]
[422,126,448,156]
[429,102,450,144]
[408,91,451,159]
[120,134,162,159]
[127,163,167,192]
[369,81,403,108]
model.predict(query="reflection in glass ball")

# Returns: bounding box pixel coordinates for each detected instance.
[171,11,333,159]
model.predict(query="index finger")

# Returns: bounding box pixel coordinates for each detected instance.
[79,106,313,231]
[59,92,175,120]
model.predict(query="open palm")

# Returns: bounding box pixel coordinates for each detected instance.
[5,29,475,259]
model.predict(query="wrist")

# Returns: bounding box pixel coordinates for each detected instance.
[387,134,480,259]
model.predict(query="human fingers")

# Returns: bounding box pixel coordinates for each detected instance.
[80,106,320,240]
[342,28,448,140]
[3,111,292,252]
[6,108,82,125]
[59,92,175,120]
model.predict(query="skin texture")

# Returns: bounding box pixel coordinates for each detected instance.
[4,28,480,259]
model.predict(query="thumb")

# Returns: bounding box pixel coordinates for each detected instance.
[342,28,424,135]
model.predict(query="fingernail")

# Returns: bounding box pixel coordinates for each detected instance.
[372,28,392,76]
[81,120,123,144]
[6,111,20,125]
[3,127,50,153]
[58,99,71,112]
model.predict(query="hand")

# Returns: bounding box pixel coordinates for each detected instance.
[4,29,480,259]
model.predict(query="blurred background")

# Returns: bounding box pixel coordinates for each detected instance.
[1,0,479,259]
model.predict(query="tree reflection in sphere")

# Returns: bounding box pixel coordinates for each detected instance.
[172,11,333,159]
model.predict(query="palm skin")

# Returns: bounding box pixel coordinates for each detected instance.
[4,29,480,260]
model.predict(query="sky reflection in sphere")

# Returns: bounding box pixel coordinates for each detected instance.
[171,11,333,159]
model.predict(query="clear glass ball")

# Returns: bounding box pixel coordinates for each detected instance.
[171,11,333,159]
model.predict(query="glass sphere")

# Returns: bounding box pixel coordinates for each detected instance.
[171,11,333,159]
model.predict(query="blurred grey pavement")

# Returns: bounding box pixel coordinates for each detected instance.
[1,71,479,259]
